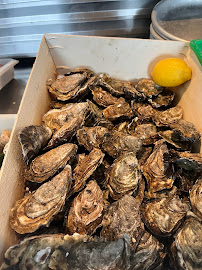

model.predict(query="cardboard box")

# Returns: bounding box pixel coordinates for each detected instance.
[0,34,201,261]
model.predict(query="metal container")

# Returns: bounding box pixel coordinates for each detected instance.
[152,0,202,41]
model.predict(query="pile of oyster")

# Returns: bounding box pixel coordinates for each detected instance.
[1,68,202,270]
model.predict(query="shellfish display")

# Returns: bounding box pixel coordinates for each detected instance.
[1,67,202,270]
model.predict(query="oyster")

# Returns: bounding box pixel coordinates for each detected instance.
[85,100,114,129]
[25,143,77,183]
[130,231,165,270]
[170,213,202,270]
[66,180,103,235]
[190,178,202,219]
[148,89,175,108]
[18,125,52,165]
[131,102,156,121]
[0,234,131,270]
[10,165,72,234]
[153,106,183,127]
[102,131,143,158]
[106,153,142,200]
[77,126,109,151]
[142,140,174,192]
[135,79,164,98]
[97,73,126,96]
[141,196,189,237]
[124,83,145,101]
[101,195,144,250]
[174,152,202,171]
[42,102,89,132]
[47,68,94,101]
[133,123,158,145]
[90,84,121,107]
[70,148,105,195]
[103,100,134,121]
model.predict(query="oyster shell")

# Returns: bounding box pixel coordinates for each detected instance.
[101,195,144,250]
[70,148,105,195]
[153,106,183,127]
[42,102,89,133]
[130,231,165,270]
[142,140,174,192]
[174,152,202,171]
[66,180,103,235]
[102,131,143,158]
[170,119,201,143]
[90,84,121,107]
[97,73,126,96]
[170,214,202,270]
[47,68,94,101]
[133,123,158,145]
[77,126,109,151]
[25,143,77,183]
[148,89,175,108]
[1,234,131,270]
[141,196,189,237]
[124,83,145,101]
[103,100,134,121]
[18,125,52,165]
[131,102,156,121]
[10,165,72,234]
[106,153,142,200]
[190,178,202,219]
[135,79,164,98]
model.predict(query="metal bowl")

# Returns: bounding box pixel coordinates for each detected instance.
[152,0,202,41]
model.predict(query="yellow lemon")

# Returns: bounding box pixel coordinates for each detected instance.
[151,58,192,87]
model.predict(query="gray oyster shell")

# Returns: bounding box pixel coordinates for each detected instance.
[135,79,164,98]
[130,231,165,270]
[153,106,183,127]
[170,214,202,270]
[102,131,143,158]
[133,123,158,145]
[77,126,109,151]
[106,153,142,200]
[66,180,103,235]
[25,143,77,183]
[103,100,134,121]
[190,178,202,219]
[18,125,52,165]
[97,73,126,96]
[131,102,156,121]
[0,234,131,270]
[174,152,202,171]
[148,89,175,108]
[10,165,72,234]
[101,195,144,250]
[141,196,189,237]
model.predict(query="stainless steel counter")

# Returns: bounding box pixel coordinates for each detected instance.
[0,68,31,114]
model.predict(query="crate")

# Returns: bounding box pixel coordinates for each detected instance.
[0,34,201,261]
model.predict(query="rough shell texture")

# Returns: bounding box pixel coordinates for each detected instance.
[169,119,201,143]
[174,152,202,171]
[42,102,89,133]
[77,126,109,151]
[103,100,134,121]
[142,140,174,192]
[106,153,142,200]
[10,165,72,234]
[170,214,202,270]
[124,83,145,101]
[148,89,175,108]
[135,79,164,98]
[66,180,103,235]
[97,73,126,96]
[47,69,94,101]
[130,231,165,270]
[190,178,202,219]
[18,125,52,165]
[153,106,183,127]
[0,234,131,270]
[131,102,156,121]
[25,143,77,183]
[70,148,105,195]
[133,123,158,145]
[101,195,144,250]
[141,196,189,237]
[90,84,120,107]
[102,131,143,158]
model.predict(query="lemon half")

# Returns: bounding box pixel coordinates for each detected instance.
[151,58,192,87]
